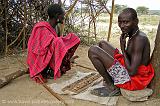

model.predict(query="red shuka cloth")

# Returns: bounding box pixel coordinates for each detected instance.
[114,49,154,90]
[27,21,80,80]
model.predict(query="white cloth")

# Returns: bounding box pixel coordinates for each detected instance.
[107,60,131,85]
[48,71,119,106]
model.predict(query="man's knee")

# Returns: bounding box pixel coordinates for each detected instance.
[98,40,108,47]
[88,45,99,58]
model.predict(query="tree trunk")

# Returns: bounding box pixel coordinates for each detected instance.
[150,21,160,98]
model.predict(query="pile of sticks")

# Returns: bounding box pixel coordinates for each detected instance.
[62,73,101,94]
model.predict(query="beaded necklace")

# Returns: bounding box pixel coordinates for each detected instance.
[128,29,139,40]
[125,29,139,49]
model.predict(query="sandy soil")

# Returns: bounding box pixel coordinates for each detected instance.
[0,44,160,106]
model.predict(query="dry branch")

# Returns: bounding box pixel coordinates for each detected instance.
[0,69,28,88]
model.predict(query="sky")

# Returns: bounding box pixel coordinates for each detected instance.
[61,0,160,10]
[109,0,160,10]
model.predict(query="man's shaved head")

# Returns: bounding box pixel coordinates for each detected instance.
[47,4,65,19]
[119,8,138,20]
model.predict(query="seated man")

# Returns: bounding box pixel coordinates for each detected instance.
[88,8,154,96]
[27,4,80,83]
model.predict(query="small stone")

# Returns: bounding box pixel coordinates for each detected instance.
[120,88,153,101]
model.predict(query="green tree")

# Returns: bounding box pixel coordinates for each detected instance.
[136,6,149,15]
[114,4,128,14]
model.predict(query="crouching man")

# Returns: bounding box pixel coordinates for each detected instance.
[88,8,154,96]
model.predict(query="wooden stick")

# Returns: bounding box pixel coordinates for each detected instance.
[0,69,28,88]
[22,56,69,105]
[42,84,68,106]
[37,76,68,106]
[0,55,29,89]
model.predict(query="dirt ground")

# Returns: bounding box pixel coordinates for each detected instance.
[0,45,160,106]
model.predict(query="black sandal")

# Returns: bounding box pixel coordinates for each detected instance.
[90,87,120,97]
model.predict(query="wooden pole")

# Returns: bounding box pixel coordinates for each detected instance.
[107,0,115,41]
[5,0,8,54]
[36,76,68,106]
[23,0,27,50]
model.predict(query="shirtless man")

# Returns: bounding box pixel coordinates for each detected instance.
[88,8,154,96]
